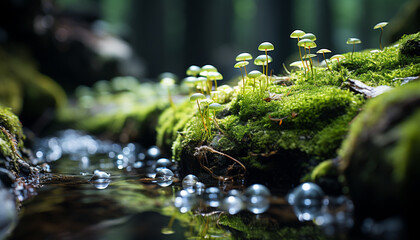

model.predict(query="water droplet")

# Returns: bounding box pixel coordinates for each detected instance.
[194,182,206,195]
[155,158,172,171]
[174,190,197,213]
[146,146,160,159]
[222,195,244,215]
[204,187,222,207]
[287,182,324,221]
[244,184,271,214]
[182,174,198,193]
[155,168,174,187]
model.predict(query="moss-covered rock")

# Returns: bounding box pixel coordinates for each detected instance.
[338,80,420,233]
[57,77,175,147]
[160,32,420,187]
[0,46,67,123]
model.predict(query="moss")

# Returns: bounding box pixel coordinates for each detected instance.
[0,106,26,168]
[159,32,420,186]
[58,79,171,146]
[218,214,329,240]
[0,46,67,116]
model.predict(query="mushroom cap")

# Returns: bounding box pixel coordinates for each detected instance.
[298,39,317,48]
[248,70,263,78]
[183,76,197,85]
[254,54,273,65]
[196,76,207,83]
[302,33,317,41]
[235,53,253,61]
[302,53,317,59]
[207,71,223,80]
[258,42,274,51]
[374,21,388,29]
[158,72,177,81]
[190,93,206,101]
[290,60,307,68]
[346,38,362,44]
[208,102,224,111]
[186,65,201,76]
[234,61,249,68]
[290,30,305,38]
[330,54,345,60]
[160,77,175,86]
[201,64,217,72]
[316,48,332,54]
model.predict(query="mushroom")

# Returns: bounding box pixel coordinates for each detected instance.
[207,71,223,91]
[330,54,345,67]
[346,38,362,60]
[186,65,201,77]
[199,65,218,94]
[298,39,317,75]
[208,102,224,127]
[159,73,177,109]
[248,70,263,92]
[190,93,208,133]
[373,22,388,50]
[235,53,253,77]
[258,42,274,89]
[234,60,249,93]
[290,30,306,68]
[316,48,332,71]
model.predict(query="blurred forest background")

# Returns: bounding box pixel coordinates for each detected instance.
[1,0,419,92]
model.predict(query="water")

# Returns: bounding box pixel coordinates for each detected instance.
[5,130,360,240]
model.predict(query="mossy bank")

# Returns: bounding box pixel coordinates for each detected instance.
[156,32,420,187]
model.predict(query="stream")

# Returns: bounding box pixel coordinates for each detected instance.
[5,129,356,240]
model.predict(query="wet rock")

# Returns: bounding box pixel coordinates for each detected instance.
[347,78,392,98]
[0,183,17,239]
[339,80,420,237]
[0,168,15,188]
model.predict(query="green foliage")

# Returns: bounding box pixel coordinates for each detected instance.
[0,106,25,165]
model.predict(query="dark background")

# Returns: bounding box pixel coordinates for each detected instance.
[1,0,419,92]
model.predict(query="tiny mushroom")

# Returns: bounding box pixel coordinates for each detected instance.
[346,37,362,59]
[248,70,263,91]
[235,53,253,76]
[190,93,208,133]
[234,61,250,93]
[290,30,306,68]
[316,48,332,71]
[208,102,224,122]
[159,73,177,109]
[200,65,218,93]
[186,65,201,77]
[207,71,223,91]
[258,42,274,88]
[373,21,388,50]
[330,54,345,67]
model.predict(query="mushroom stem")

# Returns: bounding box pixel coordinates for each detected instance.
[379,28,383,50]
[297,37,307,72]
[196,100,208,133]
[168,88,175,109]
[239,67,245,94]
[323,52,331,71]
[308,47,314,77]
[265,49,269,89]
[244,65,248,77]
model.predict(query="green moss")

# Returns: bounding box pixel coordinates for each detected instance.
[160,32,420,185]
[0,47,67,115]
[0,106,26,167]
[218,214,329,240]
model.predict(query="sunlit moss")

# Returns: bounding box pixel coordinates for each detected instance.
[0,106,25,166]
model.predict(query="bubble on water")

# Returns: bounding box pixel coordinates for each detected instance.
[194,182,206,195]
[182,174,198,193]
[90,170,111,181]
[155,168,174,187]
[89,170,111,190]
[222,195,244,215]
[146,146,160,159]
[204,187,222,207]
[287,182,324,206]
[133,161,144,168]
[287,182,325,221]
[155,158,172,171]
[244,184,271,214]
[174,190,197,213]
